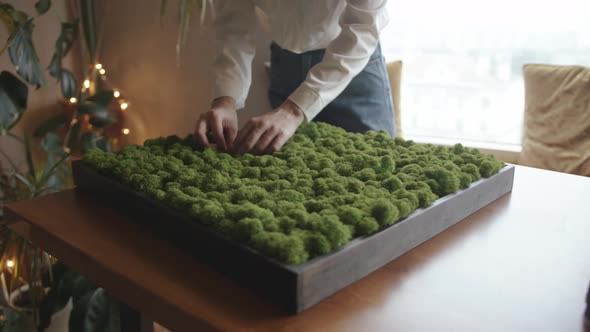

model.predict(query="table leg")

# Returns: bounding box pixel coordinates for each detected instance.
[120,302,154,332]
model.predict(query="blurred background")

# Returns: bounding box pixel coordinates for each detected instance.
[1,0,589,330]
[380,0,590,151]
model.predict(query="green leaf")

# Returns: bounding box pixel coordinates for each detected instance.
[98,137,112,152]
[83,288,112,332]
[8,16,46,88]
[87,90,113,106]
[14,172,34,193]
[89,113,116,128]
[60,69,77,99]
[69,291,93,332]
[33,112,68,137]
[200,0,206,24]
[48,21,78,79]
[72,274,98,302]
[175,0,197,64]
[79,101,116,128]
[47,53,60,77]
[35,0,52,15]
[77,101,105,116]
[67,121,81,151]
[0,71,28,133]
[39,155,69,190]
[173,0,207,64]
[58,21,78,56]
[160,0,168,27]
[81,131,97,152]
[0,4,18,55]
[39,132,69,190]
[80,0,97,59]
[41,132,66,156]
[81,132,111,153]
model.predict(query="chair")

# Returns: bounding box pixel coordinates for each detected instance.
[386,60,403,137]
[519,64,590,176]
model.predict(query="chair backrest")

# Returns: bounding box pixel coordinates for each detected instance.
[386,60,403,137]
[520,64,590,176]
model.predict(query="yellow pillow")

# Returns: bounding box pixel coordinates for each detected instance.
[520,64,590,176]
[386,60,403,137]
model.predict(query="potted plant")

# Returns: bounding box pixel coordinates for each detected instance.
[1,1,123,330]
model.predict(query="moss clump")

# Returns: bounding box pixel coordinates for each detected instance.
[83,122,504,265]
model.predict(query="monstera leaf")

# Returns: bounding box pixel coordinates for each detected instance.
[48,21,78,98]
[8,14,46,87]
[0,71,28,133]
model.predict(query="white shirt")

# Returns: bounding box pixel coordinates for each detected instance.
[212,0,389,121]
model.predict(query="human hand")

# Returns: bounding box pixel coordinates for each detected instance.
[194,96,238,151]
[233,99,305,155]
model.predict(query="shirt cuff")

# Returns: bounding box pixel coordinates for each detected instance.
[288,84,325,121]
[213,80,246,110]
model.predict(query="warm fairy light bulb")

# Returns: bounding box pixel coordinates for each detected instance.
[83,79,90,89]
[6,260,14,268]
[122,128,130,135]
[120,102,129,110]
[69,97,77,103]
[95,63,103,70]
[113,90,120,98]
[99,68,106,75]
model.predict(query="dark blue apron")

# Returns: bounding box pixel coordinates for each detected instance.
[268,42,396,137]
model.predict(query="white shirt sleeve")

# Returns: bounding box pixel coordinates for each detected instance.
[288,0,390,121]
[211,0,258,109]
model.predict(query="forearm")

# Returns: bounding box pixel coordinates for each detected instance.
[288,0,389,120]
[211,0,257,109]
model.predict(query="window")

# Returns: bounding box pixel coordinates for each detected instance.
[380,0,590,150]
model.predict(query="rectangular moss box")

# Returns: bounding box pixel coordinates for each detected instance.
[73,161,514,314]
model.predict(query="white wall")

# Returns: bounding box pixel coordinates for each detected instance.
[97,1,272,145]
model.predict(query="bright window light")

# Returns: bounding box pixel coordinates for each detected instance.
[381,0,590,149]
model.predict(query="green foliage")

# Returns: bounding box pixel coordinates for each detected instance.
[6,11,46,87]
[0,71,27,133]
[35,0,52,15]
[160,0,208,64]
[48,21,78,99]
[83,122,505,265]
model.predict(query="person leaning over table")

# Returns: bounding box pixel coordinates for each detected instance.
[194,0,396,154]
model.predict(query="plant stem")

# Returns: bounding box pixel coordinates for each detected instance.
[5,132,25,145]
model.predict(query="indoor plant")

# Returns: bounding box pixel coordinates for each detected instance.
[0,0,122,330]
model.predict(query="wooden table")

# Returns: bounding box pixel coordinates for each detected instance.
[6,165,590,332]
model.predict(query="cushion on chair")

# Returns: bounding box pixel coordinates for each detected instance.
[520,64,590,176]
[386,60,403,137]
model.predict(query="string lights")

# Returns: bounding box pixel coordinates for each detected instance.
[62,62,134,152]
